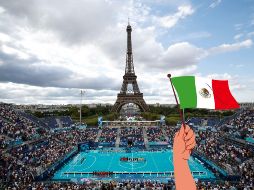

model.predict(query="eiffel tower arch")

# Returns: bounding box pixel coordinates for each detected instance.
[112,24,149,113]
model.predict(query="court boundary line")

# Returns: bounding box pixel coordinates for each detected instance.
[150,152,159,172]
[62,153,81,177]
[107,152,115,170]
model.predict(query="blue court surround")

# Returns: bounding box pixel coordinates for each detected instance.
[53,149,215,181]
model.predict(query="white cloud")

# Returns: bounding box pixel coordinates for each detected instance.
[209,0,222,8]
[230,64,244,68]
[2,44,30,59]
[208,39,252,54]
[0,82,119,104]
[0,6,5,14]
[247,31,254,38]
[0,32,11,42]
[251,18,254,26]
[156,5,194,28]
[234,23,243,31]
[161,42,206,68]
[234,33,243,40]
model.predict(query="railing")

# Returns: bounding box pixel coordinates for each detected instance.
[62,171,207,178]
[192,151,229,177]
[223,136,254,150]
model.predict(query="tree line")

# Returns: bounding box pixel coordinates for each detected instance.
[31,104,235,126]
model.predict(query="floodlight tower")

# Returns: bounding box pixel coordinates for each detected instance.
[80,90,85,126]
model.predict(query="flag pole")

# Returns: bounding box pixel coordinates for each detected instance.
[167,74,186,129]
[182,108,185,124]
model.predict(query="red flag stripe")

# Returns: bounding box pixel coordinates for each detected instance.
[212,80,240,110]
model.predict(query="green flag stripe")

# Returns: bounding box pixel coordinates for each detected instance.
[171,76,197,109]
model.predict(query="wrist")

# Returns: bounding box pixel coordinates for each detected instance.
[173,155,188,163]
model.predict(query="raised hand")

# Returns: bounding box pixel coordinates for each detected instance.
[173,124,196,160]
[173,124,196,190]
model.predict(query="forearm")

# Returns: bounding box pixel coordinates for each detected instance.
[173,157,196,190]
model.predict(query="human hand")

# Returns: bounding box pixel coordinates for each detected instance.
[173,124,196,161]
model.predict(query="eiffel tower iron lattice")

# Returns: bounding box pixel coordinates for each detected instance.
[112,24,149,113]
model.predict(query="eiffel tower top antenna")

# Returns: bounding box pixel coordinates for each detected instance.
[125,20,135,74]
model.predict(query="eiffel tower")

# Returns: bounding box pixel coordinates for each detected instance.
[112,23,149,113]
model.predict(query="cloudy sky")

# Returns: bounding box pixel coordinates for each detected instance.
[0,0,253,105]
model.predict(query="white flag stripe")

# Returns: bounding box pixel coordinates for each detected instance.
[195,77,215,109]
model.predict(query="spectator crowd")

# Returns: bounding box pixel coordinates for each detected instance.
[0,103,253,189]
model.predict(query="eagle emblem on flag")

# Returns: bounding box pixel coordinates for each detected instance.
[199,88,211,98]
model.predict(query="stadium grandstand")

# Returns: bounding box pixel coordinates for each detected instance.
[0,103,253,189]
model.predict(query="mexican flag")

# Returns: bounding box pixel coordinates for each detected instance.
[171,76,239,110]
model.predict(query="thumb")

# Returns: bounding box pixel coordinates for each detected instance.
[178,124,185,137]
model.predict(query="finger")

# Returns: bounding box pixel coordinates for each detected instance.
[178,125,185,137]
[186,135,195,147]
[184,130,194,141]
[184,124,191,134]
[186,140,196,150]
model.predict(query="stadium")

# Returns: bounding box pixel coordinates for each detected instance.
[0,103,253,189]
